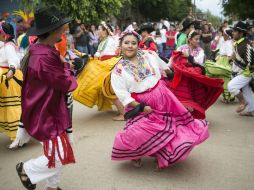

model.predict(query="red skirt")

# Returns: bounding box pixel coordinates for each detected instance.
[167,52,224,119]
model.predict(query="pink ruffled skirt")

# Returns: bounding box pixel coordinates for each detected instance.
[111,80,209,168]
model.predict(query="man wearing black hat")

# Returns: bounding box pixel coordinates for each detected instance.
[228,21,254,116]
[175,18,194,49]
[16,6,77,190]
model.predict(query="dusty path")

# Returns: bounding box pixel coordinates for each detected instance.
[0,99,253,190]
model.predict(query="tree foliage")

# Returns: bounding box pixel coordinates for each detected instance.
[18,0,221,26]
[19,0,126,23]
[222,0,254,19]
[129,0,192,21]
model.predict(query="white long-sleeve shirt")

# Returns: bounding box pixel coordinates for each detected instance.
[111,51,169,106]
[219,39,234,57]
[0,41,20,68]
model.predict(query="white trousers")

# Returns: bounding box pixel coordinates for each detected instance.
[228,75,254,112]
[23,136,65,188]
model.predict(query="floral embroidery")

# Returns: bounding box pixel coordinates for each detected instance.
[179,44,201,57]
[114,50,155,82]
[114,62,124,75]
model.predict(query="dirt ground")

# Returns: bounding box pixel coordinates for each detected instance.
[0,99,254,190]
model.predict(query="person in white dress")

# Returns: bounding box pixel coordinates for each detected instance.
[0,21,24,146]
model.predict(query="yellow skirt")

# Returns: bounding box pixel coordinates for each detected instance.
[73,57,120,111]
[0,68,22,140]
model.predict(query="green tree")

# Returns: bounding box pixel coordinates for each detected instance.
[117,0,192,24]
[222,0,254,19]
[19,0,126,23]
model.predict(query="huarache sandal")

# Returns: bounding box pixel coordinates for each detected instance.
[112,114,125,121]
[46,187,63,190]
[45,187,63,190]
[16,162,36,190]
[239,111,254,117]
[236,103,247,113]
[131,159,142,168]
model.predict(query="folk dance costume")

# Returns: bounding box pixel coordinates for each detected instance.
[0,22,22,141]
[176,33,187,50]
[10,32,78,149]
[205,29,235,102]
[176,44,205,66]
[228,22,254,116]
[16,7,77,190]
[167,45,223,119]
[73,35,121,111]
[111,50,209,169]
[19,44,77,189]
[139,37,158,52]
[138,23,158,52]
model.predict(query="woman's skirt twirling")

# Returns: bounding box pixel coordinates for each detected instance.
[0,67,22,140]
[111,80,209,168]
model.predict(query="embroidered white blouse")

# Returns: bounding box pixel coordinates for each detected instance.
[111,51,169,106]
[0,41,20,68]
[94,36,119,58]
[219,39,234,57]
[177,44,205,65]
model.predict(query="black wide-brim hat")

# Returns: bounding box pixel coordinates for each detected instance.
[231,21,248,33]
[138,23,154,34]
[27,6,72,36]
[181,19,194,31]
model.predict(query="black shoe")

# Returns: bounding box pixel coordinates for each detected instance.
[16,162,36,190]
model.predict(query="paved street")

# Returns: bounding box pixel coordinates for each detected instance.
[1,98,254,190]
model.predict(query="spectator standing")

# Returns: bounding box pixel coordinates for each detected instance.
[88,24,99,56]
[114,25,122,37]
[201,24,213,58]
[66,25,75,50]
[154,28,163,55]
[166,25,176,58]
[247,24,254,46]
[124,22,138,32]
[160,25,167,55]
[223,20,229,28]
[74,23,89,54]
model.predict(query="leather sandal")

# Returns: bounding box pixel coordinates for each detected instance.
[236,104,247,113]
[131,159,142,168]
[47,187,63,190]
[16,162,36,190]
[239,111,254,117]
[112,114,125,121]
[45,186,62,190]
